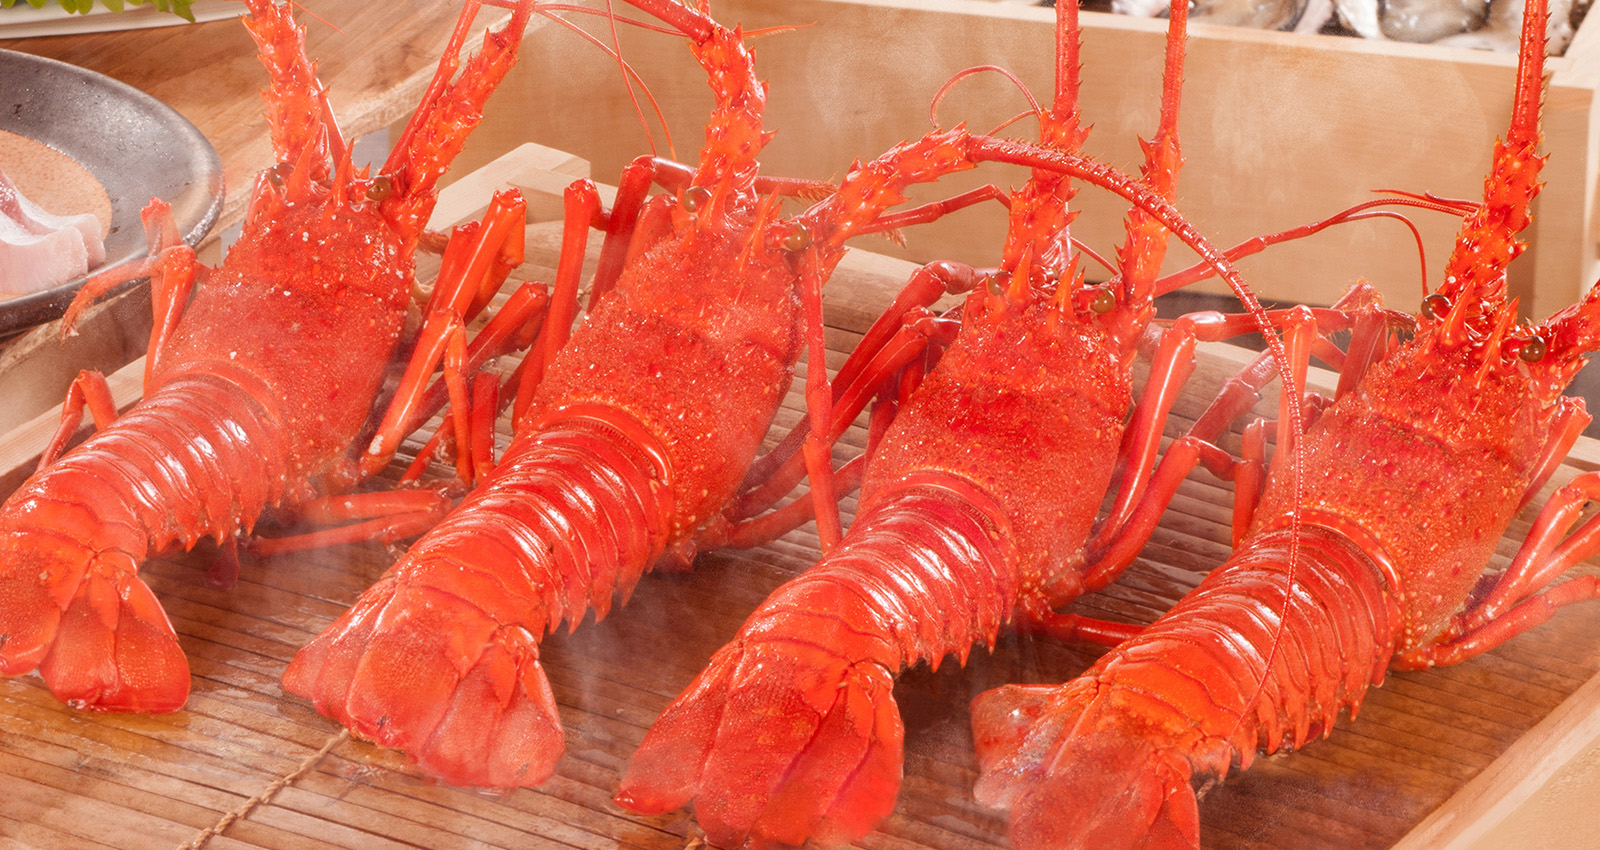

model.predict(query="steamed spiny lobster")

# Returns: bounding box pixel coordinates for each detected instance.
[612,1,1315,845]
[970,0,1600,846]
[281,0,1019,788]
[0,0,539,713]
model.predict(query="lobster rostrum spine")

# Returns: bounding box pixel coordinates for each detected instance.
[969,0,1600,846]
[612,2,1297,846]
[282,0,993,789]
[0,0,534,714]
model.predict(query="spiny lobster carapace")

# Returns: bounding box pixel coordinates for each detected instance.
[613,1,1311,845]
[0,0,537,713]
[282,0,1014,788]
[970,0,1600,847]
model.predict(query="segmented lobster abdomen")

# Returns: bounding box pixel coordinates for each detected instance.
[615,480,1013,844]
[970,526,1395,850]
[7,371,293,557]
[1087,526,1394,776]
[394,415,672,635]
[0,371,294,708]
[747,480,1016,672]
[281,414,675,785]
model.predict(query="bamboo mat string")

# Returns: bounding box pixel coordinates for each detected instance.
[177,728,351,850]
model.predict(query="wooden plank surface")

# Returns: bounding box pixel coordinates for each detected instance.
[2,144,1600,850]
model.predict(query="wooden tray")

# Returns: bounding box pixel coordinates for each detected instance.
[465,0,1600,317]
[1,144,1598,850]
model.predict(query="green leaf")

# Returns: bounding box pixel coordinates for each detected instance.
[0,0,196,20]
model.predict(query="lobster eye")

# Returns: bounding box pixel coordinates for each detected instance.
[681,186,712,213]
[781,224,812,253]
[266,162,292,189]
[986,271,1009,297]
[1089,288,1116,314]
[1519,333,1548,363]
[1422,293,1451,320]
[366,175,394,202]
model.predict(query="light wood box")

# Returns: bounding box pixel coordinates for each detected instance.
[458,0,1600,317]
[6,142,1600,850]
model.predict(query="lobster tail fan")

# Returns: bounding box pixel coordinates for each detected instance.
[614,645,736,817]
[970,682,1056,808]
[282,575,565,787]
[409,627,564,785]
[618,633,904,848]
[0,460,189,713]
[619,571,909,849]
[36,565,189,713]
[972,682,1200,850]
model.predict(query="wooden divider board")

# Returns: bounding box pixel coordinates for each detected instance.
[1,144,1598,849]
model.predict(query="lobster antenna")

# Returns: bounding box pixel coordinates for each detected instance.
[538,5,678,157]
[1147,202,1445,300]
[1429,0,1546,335]
[1109,0,1184,342]
[928,65,1043,136]
[1037,0,1086,284]
[1051,0,1084,148]
[606,0,675,159]
[964,137,1306,478]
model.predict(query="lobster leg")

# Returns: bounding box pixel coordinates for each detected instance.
[1081,321,1201,558]
[735,261,978,518]
[706,308,959,551]
[38,371,118,472]
[392,279,554,482]
[797,250,846,550]
[587,157,658,310]
[361,189,529,483]
[516,180,601,419]
[62,199,198,391]
[1088,290,1381,549]
[729,307,959,527]
[143,241,200,389]
[425,189,529,326]
[248,491,455,557]
[1077,309,1312,578]
[45,204,199,470]
[1075,296,1397,594]
[1517,399,1592,509]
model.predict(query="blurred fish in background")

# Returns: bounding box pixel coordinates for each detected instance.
[1091,0,1583,52]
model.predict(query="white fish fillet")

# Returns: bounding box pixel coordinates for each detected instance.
[0,166,106,296]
